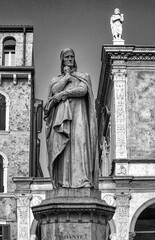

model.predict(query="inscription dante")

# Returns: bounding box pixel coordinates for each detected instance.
[55,234,88,240]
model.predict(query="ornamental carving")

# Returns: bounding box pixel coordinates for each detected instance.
[18,207,29,240]
[107,51,155,61]
[17,196,31,240]
[115,194,131,240]
[112,69,127,159]
[117,164,127,175]
[102,194,116,207]
[31,196,43,207]
[17,195,32,207]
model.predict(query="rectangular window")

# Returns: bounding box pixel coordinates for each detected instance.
[4,51,15,66]
[0,225,10,240]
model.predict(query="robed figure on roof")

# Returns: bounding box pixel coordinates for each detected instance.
[110,8,124,40]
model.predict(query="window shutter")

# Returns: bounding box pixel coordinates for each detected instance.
[3,225,10,240]
[0,94,6,130]
[0,156,3,193]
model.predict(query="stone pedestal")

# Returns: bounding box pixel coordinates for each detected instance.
[113,39,125,45]
[32,188,115,240]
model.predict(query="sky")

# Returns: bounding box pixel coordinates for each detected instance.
[1,0,155,175]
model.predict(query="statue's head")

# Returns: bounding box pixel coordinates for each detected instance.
[114,8,120,14]
[60,48,77,74]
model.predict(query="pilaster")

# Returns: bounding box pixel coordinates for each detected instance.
[17,195,32,240]
[112,68,127,159]
[115,193,131,240]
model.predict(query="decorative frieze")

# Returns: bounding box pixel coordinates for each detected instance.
[112,69,127,159]
[103,46,155,62]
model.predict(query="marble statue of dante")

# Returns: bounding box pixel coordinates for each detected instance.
[110,8,124,39]
[44,48,98,189]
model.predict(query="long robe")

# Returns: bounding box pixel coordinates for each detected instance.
[110,14,123,38]
[44,71,98,189]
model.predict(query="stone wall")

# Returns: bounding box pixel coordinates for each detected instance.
[0,196,17,239]
[127,68,155,159]
[0,80,31,192]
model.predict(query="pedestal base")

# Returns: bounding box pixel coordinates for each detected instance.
[113,39,125,45]
[32,188,115,240]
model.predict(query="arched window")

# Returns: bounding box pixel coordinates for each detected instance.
[3,37,16,66]
[0,94,6,130]
[0,155,4,192]
[134,203,155,240]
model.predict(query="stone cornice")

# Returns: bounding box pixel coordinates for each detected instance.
[99,176,155,191]
[0,25,33,32]
[102,45,155,62]
[114,158,155,163]
[0,66,35,74]
[32,197,115,223]
[0,66,35,86]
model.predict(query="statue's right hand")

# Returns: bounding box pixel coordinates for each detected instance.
[64,66,70,74]
[64,67,71,81]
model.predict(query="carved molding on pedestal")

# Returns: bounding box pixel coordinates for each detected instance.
[32,189,115,240]
[112,69,127,159]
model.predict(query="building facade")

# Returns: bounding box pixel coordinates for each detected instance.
[1,26,155,240]
[0,25,44,240]
[96,45,155,240]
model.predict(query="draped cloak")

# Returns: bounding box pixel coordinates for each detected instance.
[110,15,123,38]
[44,71,98,189]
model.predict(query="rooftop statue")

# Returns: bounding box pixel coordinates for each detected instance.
[44,48,98,189]
[110,8,124,40]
